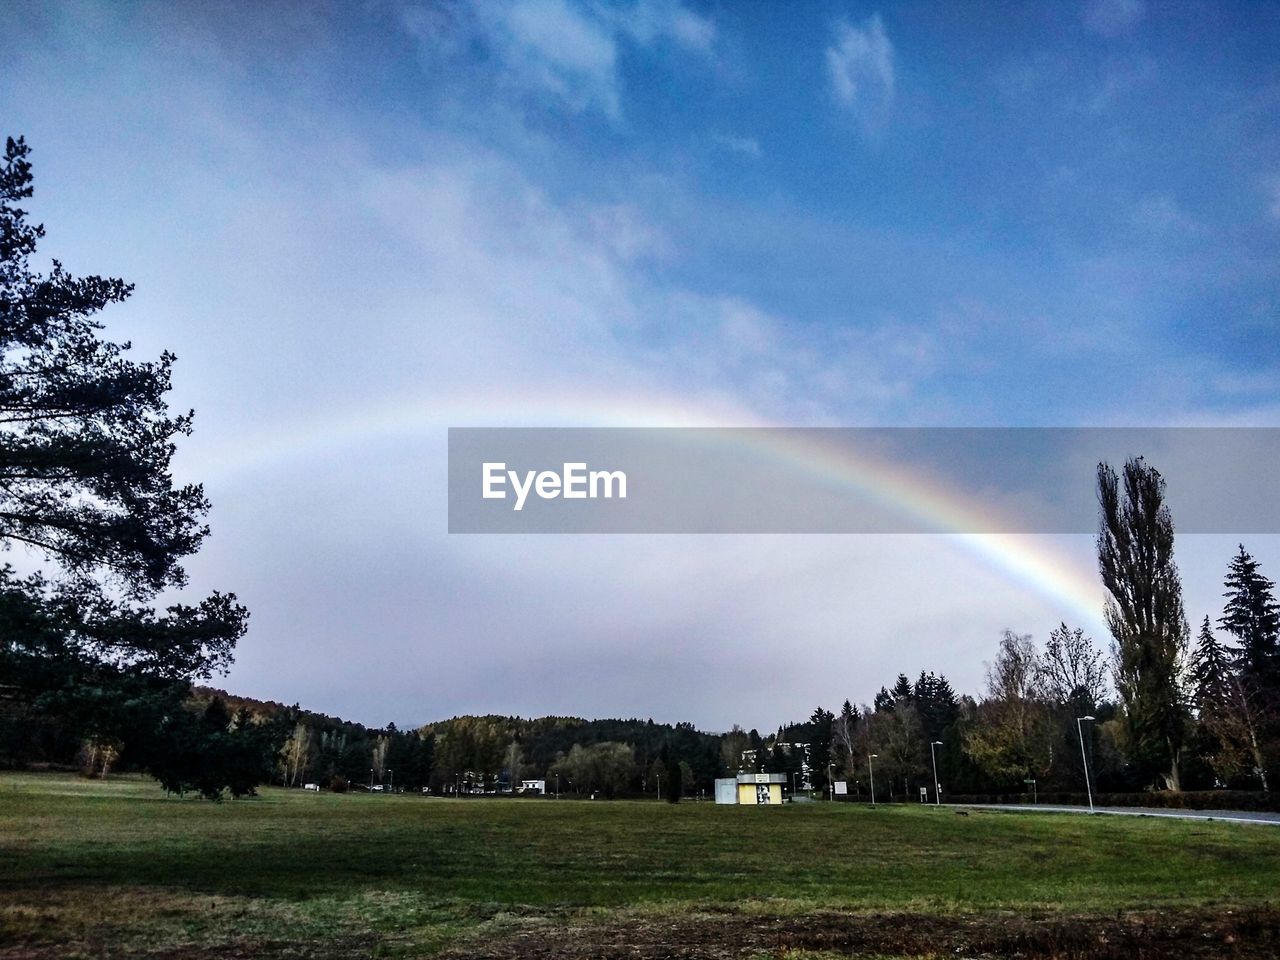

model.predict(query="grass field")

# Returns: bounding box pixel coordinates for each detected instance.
[2,773,1280,959]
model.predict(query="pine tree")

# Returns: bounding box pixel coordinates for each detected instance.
[1191,616,1234,709]
[808,706,834,792]
[1220,545,1280,691]
[914,671,959,742]
[892,673,913,702]
[873,686,894,713]
[0,136,249,792]
[1191,616,1270,792]
[663,752,682,803]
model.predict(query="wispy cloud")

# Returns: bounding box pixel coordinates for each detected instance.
[612,0,715,53]
[1082,0,1145,38]
[826,14,894,135]
[1083,55,1157,112]
[404,0,715,121]
[712,132,762,158]
[1128,195,1201,235]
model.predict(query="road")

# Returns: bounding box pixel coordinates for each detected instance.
[953,803,1280,825]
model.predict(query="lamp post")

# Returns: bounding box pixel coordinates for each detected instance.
[369,768,374,792]
[1077,715,1096,813]
[929,740,943,806]
[868,753,878,807]
[828,761,835,802]
[388,769,394,794]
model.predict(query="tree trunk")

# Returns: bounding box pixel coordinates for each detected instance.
[1164,743,1182,792]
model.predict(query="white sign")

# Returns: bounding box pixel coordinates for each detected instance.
[833,781,848,795]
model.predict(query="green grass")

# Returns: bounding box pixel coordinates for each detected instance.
[2,771,1279,957]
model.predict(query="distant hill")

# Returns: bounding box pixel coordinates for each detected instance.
[191,686,378,739]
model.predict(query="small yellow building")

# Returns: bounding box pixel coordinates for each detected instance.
[713,772,786,805]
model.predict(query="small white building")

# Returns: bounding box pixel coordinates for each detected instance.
[520,779,547,795]
[714,778,737,804]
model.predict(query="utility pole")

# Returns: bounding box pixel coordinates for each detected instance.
[868,754,878,807]
[1077,716,1096,813]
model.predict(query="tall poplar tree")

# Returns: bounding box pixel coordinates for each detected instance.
[1097,457,1189,790]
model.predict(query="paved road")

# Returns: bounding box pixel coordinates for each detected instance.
[953,803,1280,825]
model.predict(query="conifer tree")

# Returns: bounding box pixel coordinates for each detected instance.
[1220,545,1280,691]
[808,706,834,792]
[1191,616,1234,709]
[0,136,250,791]
[1190,616,1269,791]
[892,673,913,702]
[663,751,682,803]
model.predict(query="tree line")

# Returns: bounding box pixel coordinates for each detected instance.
[160,493,1280,802]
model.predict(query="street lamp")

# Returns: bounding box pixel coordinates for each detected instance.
[828,761,835,802]
[369,768,374,792]
[929,740,943,806]
[1077,715,1096,813]
[868,753,878,808]
[388,769,394,793]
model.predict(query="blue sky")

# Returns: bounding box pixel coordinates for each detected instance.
[3,0,1279,729]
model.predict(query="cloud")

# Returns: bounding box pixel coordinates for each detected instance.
[712,132,762,158]
[1083,55,1157,112]
[405,0,715,120]
[1128,195,1200,235]
[826,14,894,134]
[612,0,715,53]
[1083,0,1145,38]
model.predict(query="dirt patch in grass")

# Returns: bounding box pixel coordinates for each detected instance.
[443,905,1280,960]
[0,888,362,960]
[0,940,361,960]
[3,901,1279,959]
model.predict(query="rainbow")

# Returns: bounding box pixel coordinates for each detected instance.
[191,386,1108,632]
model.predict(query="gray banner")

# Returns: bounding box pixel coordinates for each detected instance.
[447,427,1280,534]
